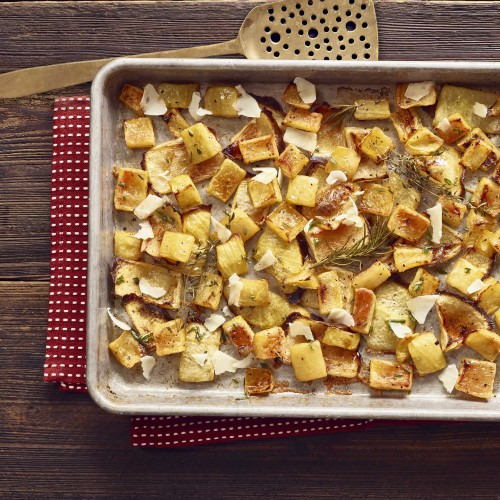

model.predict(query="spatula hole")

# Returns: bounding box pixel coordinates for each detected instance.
[308,28,319,38]
[308,0,313,5]
[315,43,321,49]
[324,26,330,32]
[349,0,355,4]
[364,53,370,59]
[362,22,368,28]
[360,35,366,41]
[348,38,354,44]
[352,54,358,59]
[299,9,305,15]
[269,15,275,21]
[338,35,344,41]
[305,40,311,46]
[324,56,330,60]
[365,43,371,49]
[361,3,367,10]
[356,13,362,19]
[260,37,266,43]
[270,32,281,43]
[280,18,286,24]
[336,16,342,22]
[298,29,304,35]
[327,45,332,52]
[346,21,356,31]
[265,26,271,33]
[336,55,343,60]
[340,45,345,50]
[281,5,287,11]
[268,8,274,14]
[274,51,280,57]
[294,49,301,55]
[320,17,326,24]
[346,10,351,16]
[286,28,292,34]
[266,46,272,53]
[284,43,289,49]
[289,12,295,18]
[323,8,328,14]
[333,5,339,11]
[324,38,330,43]
[308,51,314,56]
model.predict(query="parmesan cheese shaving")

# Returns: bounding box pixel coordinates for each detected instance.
[222,306,232,317]
[277,167,283,187]
[140,84,167,116]
[254,249,277,271]
[232,353,256,369]
[466,278,486,294]
[426,202,442,244]
[438,364,459,393]
[327,308,355,327]
[333,198,364,228]
[188,91,213,121]
[304,219,320,234]
[107,308,132,331]
[234,85,261,118]
[473,102,488,118]
[204,313,226,332]
[134,220,154,240]
[253,167,278,185]
[211,216,232,243]
[436,117,452,135]
[406,295,439,324]
[389,321,412,339]
[133,194,165,220]
[289,321,314,341]
[283,127,317,153]
[404,81,434,101]
[212,350,238,375]
[326,170,348,185]
[192,352,209,367]
[293,77,316,104]
[227,274,243,307]
[140,355,156,380]
[138,278,166,299]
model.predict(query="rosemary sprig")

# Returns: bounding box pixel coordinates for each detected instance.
[131,330,152,347]
[323,104,358,127]
[311,218,391,269]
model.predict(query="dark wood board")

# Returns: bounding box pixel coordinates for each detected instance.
[1,1,500,498]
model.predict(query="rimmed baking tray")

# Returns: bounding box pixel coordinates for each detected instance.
[87,58,500,418]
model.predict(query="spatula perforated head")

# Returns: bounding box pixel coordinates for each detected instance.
[240,0,378,61]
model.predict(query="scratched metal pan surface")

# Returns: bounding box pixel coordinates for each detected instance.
[87,58,500,418]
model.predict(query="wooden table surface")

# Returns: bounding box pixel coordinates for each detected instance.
[1,1,500,498]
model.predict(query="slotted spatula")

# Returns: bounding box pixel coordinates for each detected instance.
[0,0,378,98]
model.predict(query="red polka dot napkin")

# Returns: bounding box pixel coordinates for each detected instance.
[44,96,380,448]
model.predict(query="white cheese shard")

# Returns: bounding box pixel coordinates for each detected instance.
[222,306,232,317]
[436,117,453,135]
[227,274,243,307]
[304,219,321,234]
[253,167,278,185]
[204,313,226,332]
[212,350,238,375]
[232,353,256,369]
[327,308,355,327]
[254,249,277,271]
[234,85,261,118]
[140,84,167,116]
[438,364,459,393]
[389,321,412,339]
[426,202,442,244]
[333,198,364,228]
[211,216,232,243]
[406,295,439,324]
[284,127,317,153]
[133,194,165,220]
[326,170,348,186]
[139,278,166,299]
[134,220,154,240]
[289,321,314,341]
[473,102,488,118]
[192,352,209,367]
[293,77,316,104]
[140,355,156,380]
[188,91,213,121]
[277,167,283,187]
[404,81,434,101]
[466,278,486,294]
[107,308,132,331]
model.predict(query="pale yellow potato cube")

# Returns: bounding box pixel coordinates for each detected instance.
[192,273,223,311]
[388,204,430,243]
[152,318,185,356]
[223,315,255,357]
[354,99,391,120]
[286,175,319,207]
[446,258,485,296]
[180,123,222,164]
[325,146,361,179]
[404,127,444,156]
[409,268,440,297]
[248,178,283,209]
[114,167,148,211]
[182,207,211,244]
[282,82,312,110]
[239,135,279,164]
[322,326,360,350]
[159,231,196,263]
[322,345,360,378]
[265,203,308,242]
[477,281,500,315]
[124,117,155,149]
[317,269,343,315]
[352,261,392,290]
[119,83,144,116]
[408,332,446,376]
[108,330,143,369]
[465,329,500,362]
[203,86,239,117]
[163,108,190,138]
[225,278,270,307]
[393,245,433,272]
[359,183,394,217]
[434,112,471,144]
[169,174,203,209]
[390,108,422,144]
[275,143,310,178]
[396,82,437,109]
[114,231,142,261]
[253,326,286,360]
[470,177,500,217]
[290,341,327,381]
[216,235,248,278]
[282,107,323,133]
[359,127,395,164]
[369,359,413,391]
[439,195,467,228]
[158,82,199,108]
[220,207,260,243]
[206,158,247,202]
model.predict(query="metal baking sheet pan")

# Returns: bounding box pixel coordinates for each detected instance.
[87,58,500,419]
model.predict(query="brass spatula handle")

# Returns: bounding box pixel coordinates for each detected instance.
[0,38,242,99]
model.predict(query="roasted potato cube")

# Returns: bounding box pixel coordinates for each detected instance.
[457,128,500,171]
[158,82,199,108]
[325,146,361,180]
[404,127,444,156]
[351,288,376,335]
[216,235,248,278]
[388,205,430,243]
[169,174,203,209]
[322,345,360,378]
[408,332,447,376]
[465,329,500,362]
[114,231,142,260]
[266,202,308,242]
[463,209,497,247]
[283,263,319,290]
[119,84,144,116]
[290,341,327,381]
[286,175,319,207]
[434,112,472,144]
[159,231,196,263]
[248,178,283,209]
[352,261,392,290]
[206,158,247,203]
[232,178,270,225]
[390,108,423,144]
[192,272,223,310]
[359,183,394,217]
[387,171,421,211]
[317,270,344,315]
[182,206,211,244]
[222,315,255,357]
[253,326,286,360]
[474,229,496,258]
[455,358,496,399]
[461,139,494,170]
[123,117,155,149]
[282,81,312,110]
[369,359,413,391]
[220,207,260,243]
[438,195,467,228]
[393,245,433,272]
[108,330,143,369]
[395,333,419,363]
[163,108,190,138]
[354,99,391,120]
[282,106,323,133]
[300,289,320,309]
[477,281,500,315]
[322,326,360,350]
[470,177,500,217]
[409,268,439,297]
[446,258,485,296]
[359,127,394,164]
[456,127,494,152]
[148,317,185,356]
[396,82,437,109]
[245,367,274,395]
[181,123,222,164]
[225,278,270,307]
[114,168,148,212]
[239,134,279,164]
[203,86,239,117]
[275,143,310,178]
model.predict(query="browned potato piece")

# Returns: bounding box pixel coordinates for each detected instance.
[114,167,148,212]
[354,99,391,120]
[266,202,308,242]
[245,367,275,395]
[388,205,430,243]
[282,81,312,110]
[203,86,239,117]
[108,330,143,368]
[396,82,437,109]
[239,135,280,164]
[119,84,144,116]
[359,127,394,164]
[434,112,472,144]
[359,183,394,217]
[282,107,323,133]
[390,108,422,144]
[206,158,247,202]
[465,329,500,362]
[439,195,467,228]
[163,108,189,138]
[470,177,500,217]
[114,231,142,261]
[275,143,310,178]
[322,345,360,378]
[223,315,255,357]
[409,268,439,297]
[253,326,286,360]
[351,288,376,335]
[369,359,413,391]
[455,358,496,399]
[192,272,223,311]
[248,178,283,209]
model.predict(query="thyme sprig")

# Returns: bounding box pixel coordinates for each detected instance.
[131,330,152,347]
[323,104,358,127]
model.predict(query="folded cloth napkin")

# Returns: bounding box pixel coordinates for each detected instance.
[44,96,381,448]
